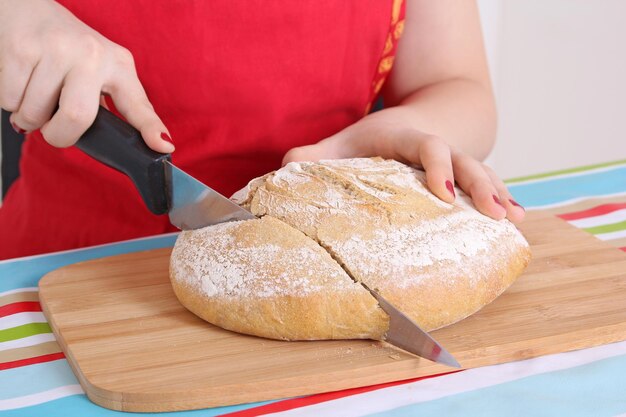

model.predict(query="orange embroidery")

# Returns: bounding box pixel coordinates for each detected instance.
[391,0,402,24]
[382,35,394,55]
[394,20,405,40]
[373,78,386,96]
[378,56,395,74]
[365,0,406,115]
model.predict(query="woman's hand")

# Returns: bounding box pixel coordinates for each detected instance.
[283,106,525,223]
[0,0,173,152]
[283,1,524,224]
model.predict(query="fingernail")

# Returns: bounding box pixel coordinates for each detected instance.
[509,199,525,211]
[493,194,504,207]
[160,132,173,143]
[445,180,455,198]
[10,121,27,135]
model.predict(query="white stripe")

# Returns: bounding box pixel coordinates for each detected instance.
[525,191,626,211]
[0,385,83,411]
[506,162,626,187]
[0,333,57,352]
[0,287,38,298]
[595,229,626,241]
[268,340,626,417]
[0,312,47,329]
[0,232,179,265]
[568,209,626,228]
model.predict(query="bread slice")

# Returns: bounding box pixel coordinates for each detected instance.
[171,158,531,339]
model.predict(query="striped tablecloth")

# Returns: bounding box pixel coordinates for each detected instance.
[1,160,626,417]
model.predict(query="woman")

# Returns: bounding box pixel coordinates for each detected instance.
[0,0,524,259]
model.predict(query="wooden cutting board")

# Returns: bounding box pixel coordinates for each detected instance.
[39,212,626,412]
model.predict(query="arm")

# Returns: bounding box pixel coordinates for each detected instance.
[284,0,524,223]
[383,0,496,160]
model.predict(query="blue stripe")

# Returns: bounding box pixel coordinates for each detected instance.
[0,360,77,400]
[369,353,626,417]
[0,235,177,293]
[0,394,273,416]
[508,166,626,208]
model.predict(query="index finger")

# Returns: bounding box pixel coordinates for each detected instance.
[104,75,174,154]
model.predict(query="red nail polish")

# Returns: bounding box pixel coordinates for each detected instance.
[493,194,504,207]
[445,180,455,198]
[161,132,173,143]
[10,121,27,135]
[509,199,525,211]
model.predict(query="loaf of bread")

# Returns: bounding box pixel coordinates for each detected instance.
[170,158,531,340]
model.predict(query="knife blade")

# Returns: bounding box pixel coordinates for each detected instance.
[364,284,461,368]
[167,161,255,229]
[75,106,254,229]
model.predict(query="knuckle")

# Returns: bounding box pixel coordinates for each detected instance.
[142,97,155,111]
[468,176,492,193]
[467,179,482,194]
[40,129,60,147]
[283,148,302,163]
[125,91,151,111]
[113,46,135,68]
[482,164,505,186]
[124,91,156,120]
[421,135,451,157]
[481,163,497,177]
[421,134,443,148]
[19,108,47,127]
[463,155,482,170]
[493,180,508,194]
[60,103,96,127]
[9,38,39,64]
[496,184,511,197]
[453,153,473,170]
[0,92,21,112]
[44,31,104,64]
[79,36,105,61]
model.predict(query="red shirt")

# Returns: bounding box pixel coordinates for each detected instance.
[0,0,405,259]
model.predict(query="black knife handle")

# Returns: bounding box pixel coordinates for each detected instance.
[76,106,171,215]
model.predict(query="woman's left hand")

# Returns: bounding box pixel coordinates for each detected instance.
[282,106,526,224]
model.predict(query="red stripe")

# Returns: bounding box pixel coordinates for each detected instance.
[558,203,626,221]
[220,371,461,417]
[0,352,65,371]
[0,301,42,318]
[620,247,626,252]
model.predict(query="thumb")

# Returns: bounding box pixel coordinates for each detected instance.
[282,135,349,166]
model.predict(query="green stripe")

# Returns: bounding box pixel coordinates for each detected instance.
[505,159,626,184]
[0,323,52,342]
[584,219,626,235]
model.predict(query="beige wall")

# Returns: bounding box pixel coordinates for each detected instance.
[480,0,626,179]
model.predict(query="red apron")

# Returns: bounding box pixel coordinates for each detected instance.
[0,0,405,259]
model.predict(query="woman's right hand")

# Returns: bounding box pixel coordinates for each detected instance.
[0,0,174,152]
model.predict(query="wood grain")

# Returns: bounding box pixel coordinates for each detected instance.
[39,212,626,412]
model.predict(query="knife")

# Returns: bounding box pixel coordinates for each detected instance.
[76,106,460,367]
[365,285,461,367]
[75,106,255,229]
